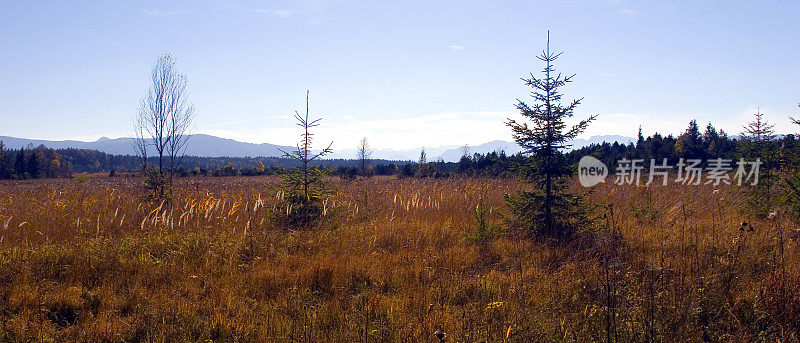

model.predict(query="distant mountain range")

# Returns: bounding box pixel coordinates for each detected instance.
[327,145,460,162]
[0,134,293,159]
[0,134,635,162]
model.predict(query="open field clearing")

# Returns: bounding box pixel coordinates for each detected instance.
[0,176,798,342]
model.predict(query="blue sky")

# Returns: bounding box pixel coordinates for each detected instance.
[1,0,799,150]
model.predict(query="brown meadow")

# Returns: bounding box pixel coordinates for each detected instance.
[0,175,797,342]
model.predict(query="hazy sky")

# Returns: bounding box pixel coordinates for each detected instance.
[1,1,799,149]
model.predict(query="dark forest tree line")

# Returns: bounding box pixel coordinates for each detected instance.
[0,143,72,179]
[3,121,800,181]
[0,142,417,180]
[568,118,798,169]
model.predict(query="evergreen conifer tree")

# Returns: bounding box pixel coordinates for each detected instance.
[0,142,12,179]
[505,33,597,240]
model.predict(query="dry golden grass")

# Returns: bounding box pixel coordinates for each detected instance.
[0,175,798,342]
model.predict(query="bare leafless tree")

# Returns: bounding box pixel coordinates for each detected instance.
[460,144,471,158]
[357,137,373,176]
[134,54,195,197]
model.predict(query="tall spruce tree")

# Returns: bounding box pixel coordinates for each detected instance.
[739,109,777,217]
[703,122,720,159]
[0,141,12,179]
[14,148,26,178]
[505,33,597,239]
[740,109,776,166]
[26,150,40,179]
[679,120,704,160]
[741,109,775,144]
[786,103,800,221]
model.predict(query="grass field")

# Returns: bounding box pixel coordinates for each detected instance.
[0,175,797,342]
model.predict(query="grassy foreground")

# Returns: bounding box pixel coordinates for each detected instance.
[0,175,798,342]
